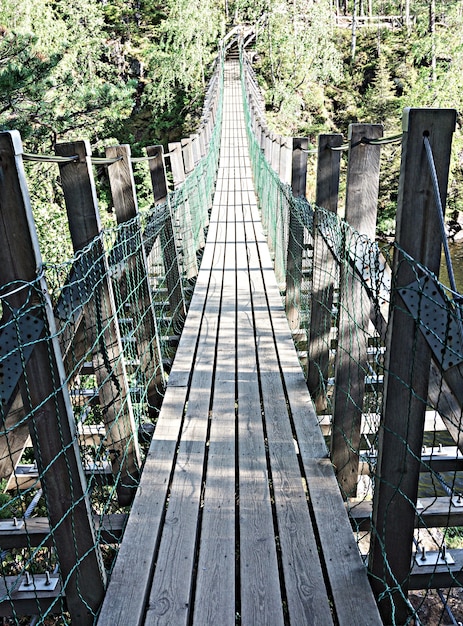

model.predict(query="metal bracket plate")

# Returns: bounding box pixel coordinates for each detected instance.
[18,574,59,592]
[400,276,463,370]
[451,495,463,508]
[0,310,44,409]
[353,238,390,309]
[0,518,24,531]
[414,549,455,567]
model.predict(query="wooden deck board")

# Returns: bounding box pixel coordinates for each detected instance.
[249,193,382,625]
[97,59,382,626]
[236,201,285,626]
[145,190,226,626]
[242,200,335,624]
[192,200,236,626]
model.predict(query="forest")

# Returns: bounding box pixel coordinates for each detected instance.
[1,0,462,241]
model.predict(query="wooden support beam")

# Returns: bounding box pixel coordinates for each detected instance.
[285,138,309,331]
[368,108,456,625]
[105,144,165,417]
[0,513,126,549]
[331,123,383,499]
[146,145,186,330]
[307,133,343,410]
[0,130,106,625]
[273,136,292,289]
[349,497,463,531]
[168,142,198,279]
[0,575,63,618]
[55,140,141,506]
[0,395,28,485]
[182,138,205,250]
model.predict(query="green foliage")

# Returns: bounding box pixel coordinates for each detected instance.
[251,0,342,136]
[140,0,223,140]
[3,0,463,244]
[0,0,226,258]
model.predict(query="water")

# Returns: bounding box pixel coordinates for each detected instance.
[442,240,463,294]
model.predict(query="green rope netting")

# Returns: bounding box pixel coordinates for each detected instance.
[0,53,223,625]
[240,48,463,625]
[3,38,463,624]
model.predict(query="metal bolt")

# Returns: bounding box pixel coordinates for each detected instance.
[24,572,32,586]
[13,517,18,527]
[45,571,51,586]
[420,546,427,562]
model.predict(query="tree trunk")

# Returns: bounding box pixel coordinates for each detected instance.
[351,0,358,60]
[429,0,436,82]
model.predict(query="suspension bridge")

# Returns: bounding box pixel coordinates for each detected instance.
[0,36,462,626]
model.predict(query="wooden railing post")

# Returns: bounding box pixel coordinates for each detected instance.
[307,133,343,411]
[330,123,383,498]
[190,134,201,166]
[285,138,308,331]
[270,134,284,287]
[191,133,209,227]
[182,138,205,250]
[198,127,206,159]
[105,144,165,417]
[368,108,456,624]
[181,138,194,175]
[146,145,186,330]
[0,131,106,624]
[55,140,141,506]
[168,142,198,279]
[274,137,292,288]
[279,136,292,185]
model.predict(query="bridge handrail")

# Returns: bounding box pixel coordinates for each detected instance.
[0,43,225,625]
[239,42,463,624]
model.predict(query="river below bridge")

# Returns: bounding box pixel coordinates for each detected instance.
[444,241,463,293]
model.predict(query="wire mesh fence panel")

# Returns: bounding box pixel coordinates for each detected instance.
[240,47,463,625]
[0,49,224,625]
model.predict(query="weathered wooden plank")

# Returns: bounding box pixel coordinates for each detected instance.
[96,385,188,626]
[192,198,236,626]
[144,173,224,626]
[223,82,286,623]
[249,192,381,626]
[99,177,224,626]
[243,203,334,623]
[236,205,285,626]
[166,203,220,387]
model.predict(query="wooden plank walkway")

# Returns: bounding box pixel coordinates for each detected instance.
[97,59,382,626]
